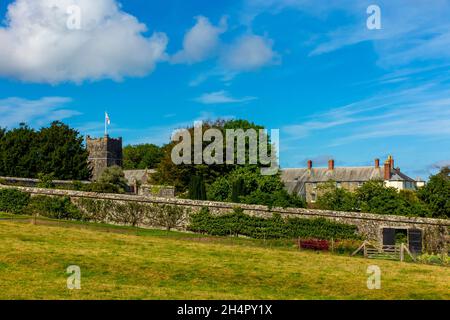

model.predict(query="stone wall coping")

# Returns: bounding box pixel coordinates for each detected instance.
[0,177,91,185]
[1,185,449,227]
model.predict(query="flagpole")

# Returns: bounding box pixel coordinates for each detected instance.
[104,112,107,136]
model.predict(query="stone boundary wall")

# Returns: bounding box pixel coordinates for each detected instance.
[1,185,448,252]
[0,176,91,187]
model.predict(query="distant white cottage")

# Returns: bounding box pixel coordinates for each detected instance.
[282,156,425,203]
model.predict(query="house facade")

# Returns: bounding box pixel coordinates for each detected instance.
[281,156,424,203]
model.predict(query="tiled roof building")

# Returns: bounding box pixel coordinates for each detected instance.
[281,156,424,203]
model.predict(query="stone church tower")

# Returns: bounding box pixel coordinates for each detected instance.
[86,135,123,180]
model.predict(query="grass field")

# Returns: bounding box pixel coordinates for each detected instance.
[0,217,448,300]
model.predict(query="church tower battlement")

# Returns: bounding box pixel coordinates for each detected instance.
[86,135,123,181]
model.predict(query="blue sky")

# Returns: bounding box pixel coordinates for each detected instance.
[0,0,450,179]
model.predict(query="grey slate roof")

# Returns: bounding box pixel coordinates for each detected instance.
[123,169,156,184]
[281,167,384,183]
[281,166,416,196]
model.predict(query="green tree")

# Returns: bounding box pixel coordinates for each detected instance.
[0,122,89,180]
[315,181,357,212]
[208,166,305,208]
[0,123,38,178]
[36,121,90,180]
[231,177,246,203]
[97,166,129,193]
[188,175,207,200]
[418,167,450,218]
[36,173,56,189]
[316,180,431,217]
[123,144,164,170]
[152,119,267,192]
[356,180,404,215]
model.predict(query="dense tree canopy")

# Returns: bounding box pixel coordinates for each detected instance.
[151,119,269,191]
[418,167,450,218]
[0,124,38,178]
[152,119,302,208]
[0,121,90,180]
[207,166,305,208]
[315,177,447,218]
[123,144,164,170]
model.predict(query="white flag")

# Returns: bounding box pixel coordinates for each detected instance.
[105,112,111,125]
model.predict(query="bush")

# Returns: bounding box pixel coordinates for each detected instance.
[36,173,56,189]
[417,253,449,266]
[188,207,360,240]
[0,188,30,214]
[299,239,329,251]
[97,166,129,193]
[316,180,432,217]
[154,204,188,231]
[82,182,120,194]
[333,239,362,255]
[316,182,357,211]
[207,166,306,208]
[417,167,450,218]
[188,176,206,200]
[26,195,84,220]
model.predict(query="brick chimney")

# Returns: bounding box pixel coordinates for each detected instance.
[328,159,335,170]
[307,160,312,170]
[388,155,394,170]
[375,158,380,168]
[384,160,391,180]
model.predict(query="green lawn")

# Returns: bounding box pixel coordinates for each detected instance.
[0,218,448,300]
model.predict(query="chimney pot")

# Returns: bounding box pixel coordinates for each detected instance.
[307,160,312,170]
[328,159,335,170]
[388,155,394,170]
[375,158,380,168]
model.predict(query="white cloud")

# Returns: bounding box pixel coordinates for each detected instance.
[0,0,168,84]
[282,83,450,146]
[0,97,80,128]
[172,15,280,83]
[172,16,227,64]
[194,90,257,104]
[220,34,279,72]
[244,0,450,68]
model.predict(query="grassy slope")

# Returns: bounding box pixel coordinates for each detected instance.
[0,220,448,300]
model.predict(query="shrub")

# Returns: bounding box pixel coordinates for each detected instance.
[82,182,120,194]
[417,253,449,266]
[97,166,128,193]
[36,173,56,189]
[71,181,84,191]
[75,199,188,230]
[316,181,358,212]
[154,204,188,231]
[0,188,30,214]
[188,207,360,240]
[333,239,362,255]
[299,239,329,251]
[188,176,206,200]
[207,166,306,208]
[26,195,83,220]
[75,198,113,222]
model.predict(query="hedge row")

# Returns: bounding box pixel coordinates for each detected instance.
[0,188,188,231]
[1,188,360,241]
[0,188,82,219]
[188,207,360,240]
